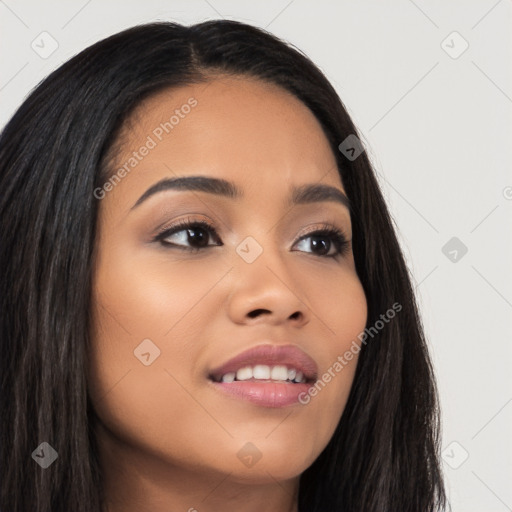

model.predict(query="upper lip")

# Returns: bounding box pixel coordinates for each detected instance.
[208,343,318,382]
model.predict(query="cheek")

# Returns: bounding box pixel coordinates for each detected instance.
[87,241,235,457]
[295,268,367,433]
[90,234,231,342]
[87,271,212,466]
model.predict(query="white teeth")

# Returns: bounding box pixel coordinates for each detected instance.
[219,365,307,383]
[271,365,289,381]
[253,365,270,379]
[236,367,253,381]
[221,372,236,383]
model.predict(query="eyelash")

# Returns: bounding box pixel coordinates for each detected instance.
[153,217,350,259]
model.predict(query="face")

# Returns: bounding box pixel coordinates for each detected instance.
[88,76,367,495]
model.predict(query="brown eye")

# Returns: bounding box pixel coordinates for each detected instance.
[293,228,350,259]
[155,220,222,251]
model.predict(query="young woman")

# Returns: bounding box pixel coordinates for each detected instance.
[0,20,447,512]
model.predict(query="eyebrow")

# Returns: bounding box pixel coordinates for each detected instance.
[130,175,351,212]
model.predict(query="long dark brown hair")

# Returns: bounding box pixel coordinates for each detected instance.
[0,20,447,511]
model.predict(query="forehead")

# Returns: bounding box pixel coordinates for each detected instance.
[104,75,345,214]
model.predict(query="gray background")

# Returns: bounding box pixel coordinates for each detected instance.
[1,1,511,510]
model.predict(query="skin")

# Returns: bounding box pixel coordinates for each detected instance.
[88,75,368,512]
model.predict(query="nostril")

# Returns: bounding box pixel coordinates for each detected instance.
[247,309,269,318]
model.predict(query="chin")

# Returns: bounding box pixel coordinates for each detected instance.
[221,437,320,484]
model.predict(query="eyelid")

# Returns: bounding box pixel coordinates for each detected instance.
[153,214,218,237]
[153,214,349,239]
[297,222,349,239]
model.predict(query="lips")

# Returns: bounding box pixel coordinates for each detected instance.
[208,343,318,408]
[208,343,318,383]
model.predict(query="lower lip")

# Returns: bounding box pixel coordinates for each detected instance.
[210,379,312,408]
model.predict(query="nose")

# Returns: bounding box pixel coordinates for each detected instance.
[226,250,311,327]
